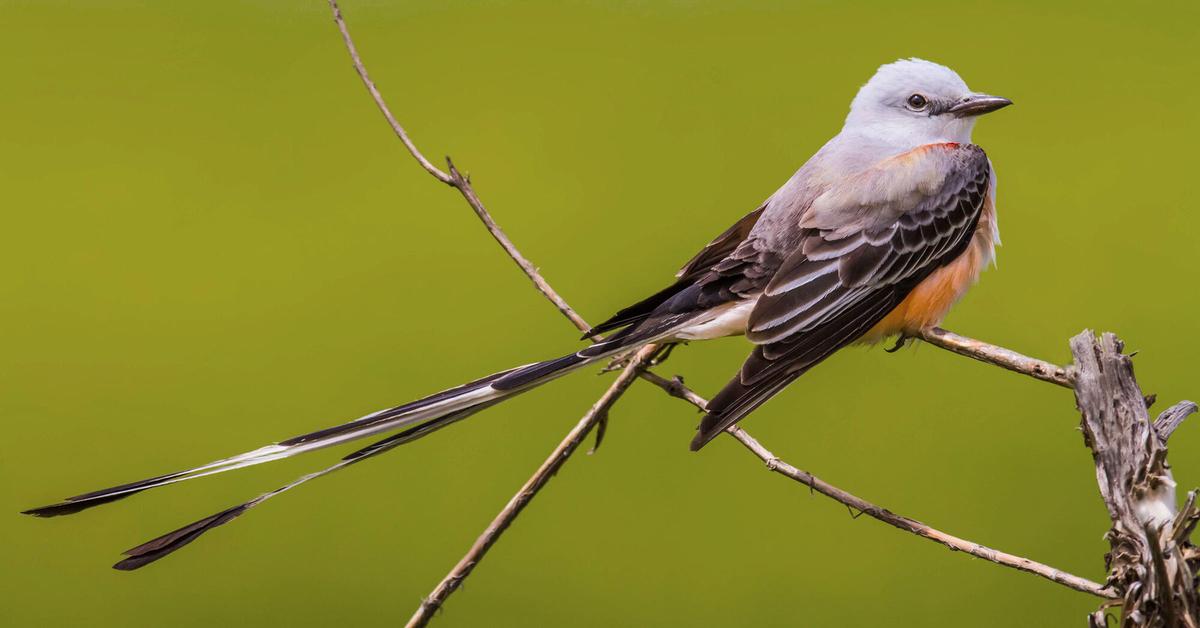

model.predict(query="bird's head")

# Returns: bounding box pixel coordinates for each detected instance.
[844,58,1011,145]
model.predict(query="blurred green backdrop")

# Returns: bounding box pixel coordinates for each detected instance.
[3,1,1198,626]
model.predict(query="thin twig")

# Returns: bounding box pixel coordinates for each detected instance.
[919,327,1073,388]
[328,0,450,184]
[328,0,590,332]
[729,426,1115,597]
[443,159,592,331]
[405,345,660,628]
[636,371,1116,599]
[639,372,709,409]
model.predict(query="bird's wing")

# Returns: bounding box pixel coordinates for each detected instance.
[693,143,992,449]
[584,205,766,338]
[676,205,767,282]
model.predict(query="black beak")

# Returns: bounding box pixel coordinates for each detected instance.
[948,94,1012,117]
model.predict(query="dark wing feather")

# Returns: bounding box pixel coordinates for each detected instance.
[583,205,765,338]
[592,234,780,348]
[692,144,992,449]
[676,205,767,281]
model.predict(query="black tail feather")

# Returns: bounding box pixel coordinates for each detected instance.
[24,491,143,518]
[113,505,250,571]
[21,364,539,520]
[109,407,488,570]
[582,282,690,339]
[22,472,189,518]
[26,332,655,570]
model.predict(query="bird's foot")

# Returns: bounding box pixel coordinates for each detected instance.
[649,342,681,366]
[600,356,628,373]
[600,347,639,373]
[884,333,911,353]
[601,342,682,373]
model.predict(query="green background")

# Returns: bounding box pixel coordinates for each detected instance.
[3,1,1198,626]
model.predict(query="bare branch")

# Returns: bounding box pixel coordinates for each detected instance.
[327,0,451,184]
[405,344,661,628]
[728,426,1115,596]
[328,0,591,333]
[442,159,592,332]
[638,371,709,409]
[637,371,1116,598]
[919,327,1074,388]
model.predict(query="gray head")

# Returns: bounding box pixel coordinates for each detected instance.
[843,58,1010,146]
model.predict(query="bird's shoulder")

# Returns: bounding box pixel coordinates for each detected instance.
[798,141,989,236]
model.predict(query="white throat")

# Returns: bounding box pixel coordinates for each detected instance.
[842,115,978,149]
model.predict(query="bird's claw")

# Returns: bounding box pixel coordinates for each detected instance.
[884,334,910,353]
[649,343,680,366]
[600,357,628,373]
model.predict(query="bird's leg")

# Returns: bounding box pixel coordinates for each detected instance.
[600,347,640,373]
[602,342,683,373]
[649,342,682,366]
[884,333,911,353]
[591,344,679,453]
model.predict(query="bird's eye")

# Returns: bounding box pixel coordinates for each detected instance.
[906,93,928,110]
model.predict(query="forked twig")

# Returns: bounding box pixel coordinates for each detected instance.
[405,345,660,628]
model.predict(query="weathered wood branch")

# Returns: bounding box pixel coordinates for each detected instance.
[1156,401,1198,445]
[1070,331,1199,626]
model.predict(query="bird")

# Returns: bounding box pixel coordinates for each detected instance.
[24,58,1011,570]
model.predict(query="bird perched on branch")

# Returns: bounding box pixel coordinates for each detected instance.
[25,58,1011,569]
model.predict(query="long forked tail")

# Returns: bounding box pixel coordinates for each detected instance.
[23,337,639,522]
[111,402,496,570]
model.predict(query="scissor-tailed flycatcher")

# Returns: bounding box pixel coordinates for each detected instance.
[26,58,1011,569]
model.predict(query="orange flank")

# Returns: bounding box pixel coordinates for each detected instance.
[861,192,995,343]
